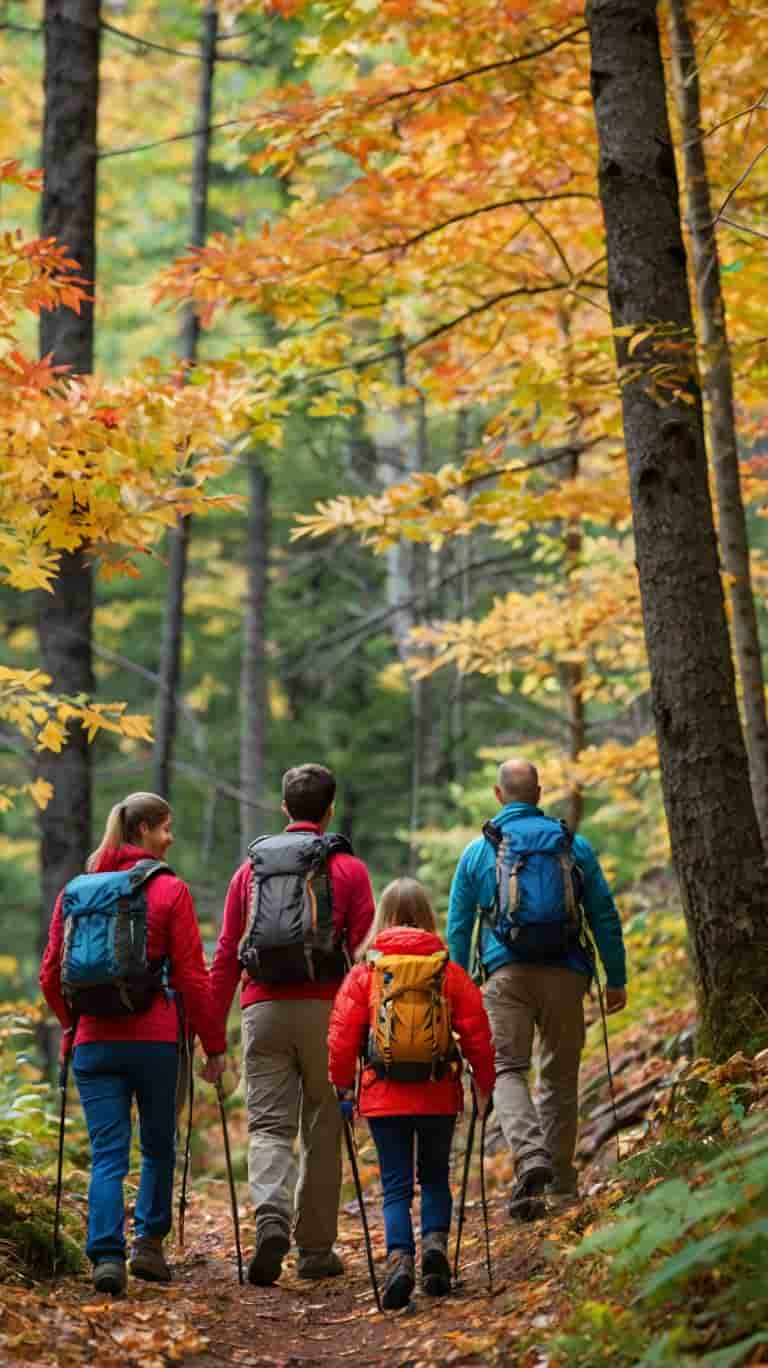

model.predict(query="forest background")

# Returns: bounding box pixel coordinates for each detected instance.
[1,1,768,1363]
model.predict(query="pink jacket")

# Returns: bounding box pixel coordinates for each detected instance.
[328,925,495,1117]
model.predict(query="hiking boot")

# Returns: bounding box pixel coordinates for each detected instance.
[508,1161,553,1221]
[296,1248,345,1280]
[93,1258,127,1296]
[129,1235,172,1283]
[247,1221,290,1286]
[382,1250,415,1310]
[421,1230,451,1297]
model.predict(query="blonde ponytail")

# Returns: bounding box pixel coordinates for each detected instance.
[87,792,170,871]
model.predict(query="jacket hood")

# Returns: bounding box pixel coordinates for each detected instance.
[91,843,166,874]
[370,926,447,957]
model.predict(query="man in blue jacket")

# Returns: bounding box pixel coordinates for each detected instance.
[448,757,627,1217]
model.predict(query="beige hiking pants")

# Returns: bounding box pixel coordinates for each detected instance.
[241,998,342,1254]
[483,963,588,1193]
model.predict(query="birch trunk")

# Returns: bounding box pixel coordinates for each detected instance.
[587,0,768,1057]
[667,0,768,848]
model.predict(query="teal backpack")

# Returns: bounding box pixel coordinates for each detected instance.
[61,859,172,1016]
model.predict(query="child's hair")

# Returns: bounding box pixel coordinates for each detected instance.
[357,877,439,959]
[87,792,169,871]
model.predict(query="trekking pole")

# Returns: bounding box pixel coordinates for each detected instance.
[52,1047,71,1276]
[342,1116,383,1313]
[178,1034,195,1250]
[595,974,621,1165]
[452,1091,478,1284]
[478,1102,493,1293]
[216,1078,244,1285]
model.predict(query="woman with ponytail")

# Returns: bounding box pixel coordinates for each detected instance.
[40,792,227,1295]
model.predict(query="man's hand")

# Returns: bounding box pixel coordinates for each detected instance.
[200,1053,228,1086]
[473,1088,492,1120]
[605,987,627,1015]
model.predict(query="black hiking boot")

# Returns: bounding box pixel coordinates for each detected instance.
[247,1220,290,1286]
[382,1250,415,1310]
[421,1231,451,1297]
[93,1258,127,1296]
[508,1162,553,1221]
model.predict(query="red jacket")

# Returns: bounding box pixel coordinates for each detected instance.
[210,822,375,1023]
[39,844,226,1058]
[328,926,495,1117]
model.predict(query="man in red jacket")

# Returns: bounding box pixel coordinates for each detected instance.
[204,764,374,1286]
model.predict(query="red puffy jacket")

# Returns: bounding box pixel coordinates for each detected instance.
[39,844,225,1058]
[328,926,495,1117]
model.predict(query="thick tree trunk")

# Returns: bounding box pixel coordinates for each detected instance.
[239,458,270,858]
[668,0,768,849]
[153,0,218,800]
[37,0,100,934]
[587,0,768,1057]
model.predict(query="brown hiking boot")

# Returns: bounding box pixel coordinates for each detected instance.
[129,1236,171,1283]
[421,1230,451,1297]
[296,1248,345,1280]
[382,1250,415,1310]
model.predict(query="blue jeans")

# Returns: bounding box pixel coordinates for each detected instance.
[368,1115,456,1254]
[73,1041,179,1265]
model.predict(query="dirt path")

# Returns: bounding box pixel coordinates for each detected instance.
[25,1183,578,1368]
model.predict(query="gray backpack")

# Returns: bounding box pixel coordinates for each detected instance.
[239,831,352,985]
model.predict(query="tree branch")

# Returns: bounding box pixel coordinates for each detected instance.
[372,27,588,106]
[98,120,242,160]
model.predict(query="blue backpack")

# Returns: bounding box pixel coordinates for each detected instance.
[61,859,172,1016]
[482,816,584,961]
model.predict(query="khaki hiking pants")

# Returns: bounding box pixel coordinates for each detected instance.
[241,998,341,1255]
[483,963,588,1193]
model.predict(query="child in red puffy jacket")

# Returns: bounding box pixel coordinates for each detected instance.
[328,877,495,1309]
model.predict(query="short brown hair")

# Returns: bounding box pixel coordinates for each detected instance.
[282,763,336,822]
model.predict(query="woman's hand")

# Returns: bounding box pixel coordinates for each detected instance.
[201,1053,228,1085]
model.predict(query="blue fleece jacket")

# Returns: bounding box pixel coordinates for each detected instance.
[447,803,627,988]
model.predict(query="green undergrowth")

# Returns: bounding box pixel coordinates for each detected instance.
[549,1102,768,1366]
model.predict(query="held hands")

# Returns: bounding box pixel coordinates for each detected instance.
[200,1053,229,1087]
[605,987,627,1015]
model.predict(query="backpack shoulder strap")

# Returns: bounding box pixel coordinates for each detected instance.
[481,819,502,849]
[323,832,354,858]
[128,859,173,891]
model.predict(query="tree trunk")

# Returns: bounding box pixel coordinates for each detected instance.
[668,0,768,849]
[37,0,100,936]
[152,0,218,800]
[586,0,768,1058]
[239,458,270,858]
[558,309,586,831]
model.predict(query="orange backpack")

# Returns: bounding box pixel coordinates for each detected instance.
[365,950,457,1082]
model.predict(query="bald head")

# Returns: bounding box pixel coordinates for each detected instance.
[496,758,540,806]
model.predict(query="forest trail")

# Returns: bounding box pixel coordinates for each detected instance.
[16,1161,587,1367]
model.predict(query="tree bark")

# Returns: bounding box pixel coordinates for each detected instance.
[239,458,270,858]
[558,309,586,831]
[667,0,768,849]
[152,0,218,800]
[37,0,100,935]
[587,0,768,1058]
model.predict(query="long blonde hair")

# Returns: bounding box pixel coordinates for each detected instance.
[87,792,170,871]
[357,877,439,960]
